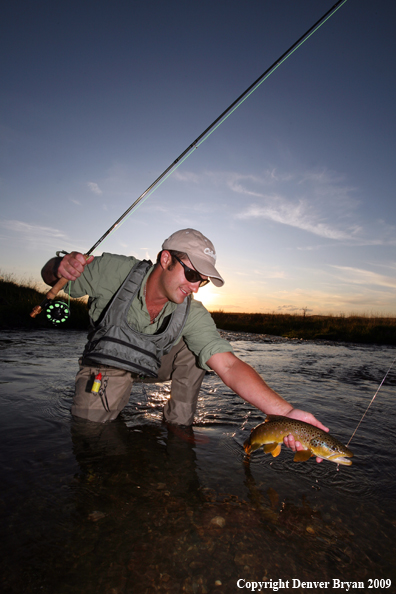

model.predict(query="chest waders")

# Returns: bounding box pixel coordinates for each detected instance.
[82,260,190,377]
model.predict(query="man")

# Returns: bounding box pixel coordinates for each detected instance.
[41,228,328,459]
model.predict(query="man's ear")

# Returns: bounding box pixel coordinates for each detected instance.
[160,250,171,270]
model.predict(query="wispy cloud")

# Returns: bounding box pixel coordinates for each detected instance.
[87,182,103,195]
[236,196,354,240]
[331,265,396,289]
[1,219,67,239]
[172,167,363,241]
[172,171,200,184]
[230,167,363,241]
[226,170,293,193]
[0,219,69,250]
[277,304,311,313]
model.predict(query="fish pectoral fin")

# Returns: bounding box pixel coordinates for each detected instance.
[293,449,313,462]
[264,443,282,457]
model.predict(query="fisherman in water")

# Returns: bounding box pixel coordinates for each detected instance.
[41,228,328,459]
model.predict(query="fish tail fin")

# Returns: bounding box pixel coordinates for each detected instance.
[243,439,251,454]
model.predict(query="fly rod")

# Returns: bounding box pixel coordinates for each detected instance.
[31,0,348,320]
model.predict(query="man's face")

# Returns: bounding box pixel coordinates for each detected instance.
[160,252,208,304]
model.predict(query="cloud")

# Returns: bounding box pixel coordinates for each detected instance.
[226,170,292,193]
[1,219,67,239]
[171,167,362,241]
[277,304,311,313]
[231,167,363,241]
[172,171,200,184]
[331,265,396,289]
[0,219,69,250]
[236,195,354,240]
[87,182,103,195]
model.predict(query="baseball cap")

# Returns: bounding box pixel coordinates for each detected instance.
[162,228,224,287]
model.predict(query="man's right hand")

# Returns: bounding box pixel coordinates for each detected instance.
[58,252,94,281]
[41,252,94,285]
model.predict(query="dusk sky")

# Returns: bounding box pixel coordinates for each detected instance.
[1,0,395,315]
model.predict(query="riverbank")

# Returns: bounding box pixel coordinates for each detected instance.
[0,276,90,330]
[210,311,396,345]
[1,277,395,344]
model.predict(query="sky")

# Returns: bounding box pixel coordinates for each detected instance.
[1,0,395,315]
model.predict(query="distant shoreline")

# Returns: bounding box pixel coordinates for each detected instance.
[210,311,396,346]
[1,277,396,346]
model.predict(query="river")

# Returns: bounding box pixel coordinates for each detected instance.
[0,329,395,593]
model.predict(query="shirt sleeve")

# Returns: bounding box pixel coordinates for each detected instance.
[68,253,138,322]
[182,299,234,371]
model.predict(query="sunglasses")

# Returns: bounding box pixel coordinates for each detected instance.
[173,255,210,287]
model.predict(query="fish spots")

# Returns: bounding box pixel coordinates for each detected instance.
[243,415,353,465]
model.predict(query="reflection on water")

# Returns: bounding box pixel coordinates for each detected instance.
[0,329,395,593]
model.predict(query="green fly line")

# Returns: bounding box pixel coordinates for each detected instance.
[86,0,349,255]
[31,0,349,321]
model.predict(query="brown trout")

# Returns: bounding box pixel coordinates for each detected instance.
[243,415,353,465]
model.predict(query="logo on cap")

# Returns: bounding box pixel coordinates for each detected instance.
[204,247,216,260]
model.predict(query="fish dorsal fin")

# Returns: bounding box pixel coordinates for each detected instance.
[293,449,313,462]
[264,443,282,457]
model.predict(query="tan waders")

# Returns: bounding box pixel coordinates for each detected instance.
[71,339,206,425]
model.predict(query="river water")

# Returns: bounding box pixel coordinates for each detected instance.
[0,329,395,594]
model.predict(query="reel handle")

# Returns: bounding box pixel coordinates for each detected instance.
[30,277,69,318]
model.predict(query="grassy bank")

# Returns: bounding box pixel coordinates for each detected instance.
[1,277,395,345]
[210,311,396,345]
[0,276,90,330]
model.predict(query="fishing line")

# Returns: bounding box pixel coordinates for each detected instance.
[31,0,349,319]
[347,356,396,447]
[85,0,349,255]
[94,145,199,251]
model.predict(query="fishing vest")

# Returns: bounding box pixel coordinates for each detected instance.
[82,259,190,377]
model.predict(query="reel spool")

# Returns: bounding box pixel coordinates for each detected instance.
[45,301,70,325]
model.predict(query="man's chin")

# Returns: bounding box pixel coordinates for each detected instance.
[177,289,190,302]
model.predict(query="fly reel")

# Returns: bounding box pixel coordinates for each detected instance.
[45,301,70,325]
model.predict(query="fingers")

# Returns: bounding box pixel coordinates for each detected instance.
[58,252,94,281]
[283,434,324,463]
[283,434,298,451]
[285,408,329,433]
[283,408,329,463]
[308,416,329,433]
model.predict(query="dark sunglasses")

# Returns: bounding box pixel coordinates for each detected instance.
[173,255,210,287]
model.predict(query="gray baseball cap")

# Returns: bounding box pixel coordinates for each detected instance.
[162,228,224,287]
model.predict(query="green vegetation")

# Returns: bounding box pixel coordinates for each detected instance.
[0,275,89,330]
[1,276,395,344]
[210,311,396,345]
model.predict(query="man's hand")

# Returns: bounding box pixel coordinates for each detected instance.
[283,408,329,463]
[58,252,94,281]
[41,251,94,286]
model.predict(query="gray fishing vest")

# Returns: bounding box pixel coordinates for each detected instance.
[82,260,190,377]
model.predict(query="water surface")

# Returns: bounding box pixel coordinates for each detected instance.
[0,329,395,593]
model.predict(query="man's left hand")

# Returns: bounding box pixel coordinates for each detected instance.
[283,408,329,463]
